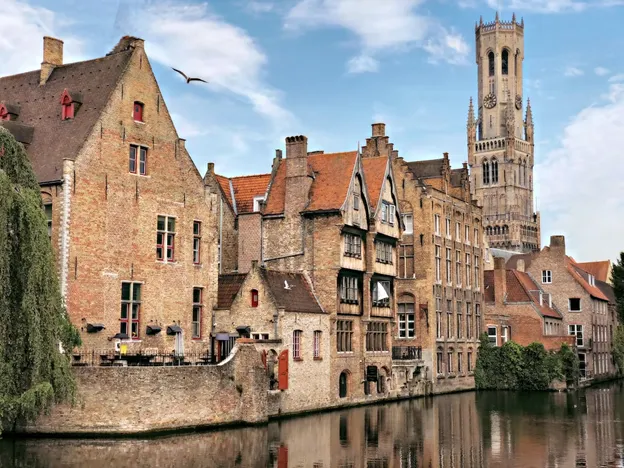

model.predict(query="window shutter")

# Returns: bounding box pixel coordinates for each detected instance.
[278,349,289,390]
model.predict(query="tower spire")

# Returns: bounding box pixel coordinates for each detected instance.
[495,11,499,23]
[467,97,475,128]
[512,12,516,23]
[525,99,533,127]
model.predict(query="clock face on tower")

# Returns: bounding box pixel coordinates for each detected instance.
[515,95,522,110]
[484,93,497,109]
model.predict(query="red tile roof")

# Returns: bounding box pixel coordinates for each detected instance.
[576,260,611,283]
[231,174,271,214]
[362,157,388,210]
[264,151,358,215]
[217,274,247,309]
[566,257,609,301]
[215,174,233,208]
[513,270,561,319]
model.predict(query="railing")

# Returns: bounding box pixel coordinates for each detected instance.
[392,346,422,361]
[69,349,217,367]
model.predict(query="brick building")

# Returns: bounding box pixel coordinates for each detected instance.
[505,236,617,380]
[484,258,573,350]
[213,262,330,414]
[0,36,218,353]
[393,152,484,393]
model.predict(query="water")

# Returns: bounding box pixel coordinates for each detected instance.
[1,381,623,468]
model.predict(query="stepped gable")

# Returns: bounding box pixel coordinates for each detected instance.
[0,48,133,183]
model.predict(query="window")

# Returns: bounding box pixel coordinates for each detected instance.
[381,202,395,225]
[542,270,552,284]
[446,301,453,338]
[487,326,497,345]
[366,322,388,352]
[337,320,353,352]
[436,308,443,339]
[468,351,473,372]
[133,101,144,122]
[340,276,359,304]
[61,93,74,120]
[447,351,454,374]
[476,304,481,335]
[375,241,393,264]
[252,196,265,212]
[293,330,302,360]
[501,326,510,344]
[120,282,141,339]
[569,324,583,347]
[437,351,444,375]
[455,222,461,241]
[445,218,451,238]
[488,51,495,77]
[466,303,472,339]
[457,306,463,339]
[474,257,480,289]
[344,234,362,258]
[465,253,471,287]
[398,302,415,338]
[251,333,269,340]
[456,250,462,285]
[313,330,322,359]
[434,214,441,235]
[193,221,201,264]
[372,280,391,307]
[458,353,463,374]
[44,204,52,239]
[446,248,452,283]
[465,225,470,244]
[156,216,175,262]
[398,244,414,278]
[192,287,202,339]
[251,289,259,307]
[588,274,595,287]
[129,144,147,175]
[403,214,413,235]
[483,160,490,185]
[492,159,499,184]
[474,228,479,247]
[569,298,581,312]
[353,193,360,211]
[502,49,509,75]
[435,245,441,282]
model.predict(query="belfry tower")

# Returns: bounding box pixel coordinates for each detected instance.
[467,13,540,253]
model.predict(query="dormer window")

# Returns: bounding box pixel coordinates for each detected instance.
[59,89,81,121]
[251,289,259,307]
[253,196,265,212]
[133,102,144,122]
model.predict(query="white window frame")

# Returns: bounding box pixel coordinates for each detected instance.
[293,329,302,360]
[313,330,322,359]
[253,195,265,212]
[435,245,441,283]
[569,324,583,347]
[542,270,552,284]
[501,326,510,344]
[465,225,470,245]
[487,326,497,346]
[455,222,461,241]
[434,214,441,235]
[403,214,413,235]
[398,303,415,338]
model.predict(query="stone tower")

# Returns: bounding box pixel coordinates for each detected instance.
[467,13,540,253]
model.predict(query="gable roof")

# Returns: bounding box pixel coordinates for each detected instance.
[595,279,616,304]
[361,156,388,211]
[576,260,611,283]
[406,159,444,179]
[264,151,359,215]
[231,174,271,214]
[261,269,324,314]
[217,274,247,309]
[0,48,133,183]
[567,257,610,301]
[215,174,234,209]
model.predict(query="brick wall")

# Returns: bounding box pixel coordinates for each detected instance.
[238,213,262,273]
[17,343,267,434]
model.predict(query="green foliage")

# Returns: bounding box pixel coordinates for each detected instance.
[0,128,80,434]
[475,336,579,391]
[613,252,624,324]
[613,325,624,376]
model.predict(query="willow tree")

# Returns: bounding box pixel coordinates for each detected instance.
[0,127,80,433]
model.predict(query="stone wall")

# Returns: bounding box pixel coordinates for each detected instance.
[17,343,267,435]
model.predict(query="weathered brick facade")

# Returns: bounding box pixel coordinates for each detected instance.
[393,151,484,394]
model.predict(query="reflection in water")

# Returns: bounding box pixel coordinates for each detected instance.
[1,381,623,468]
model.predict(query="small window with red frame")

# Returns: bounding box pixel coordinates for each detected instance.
[133,102,144,122]
[251,289,259,307]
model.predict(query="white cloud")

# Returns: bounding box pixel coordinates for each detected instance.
[482,0,622,12]
[609,74,624,83]
[118,0,293,126]
[347,55,379,74]
[594,67,610,76]
[245,1,275,14]
[537,82,624,261]
[0,0,85,76]
[564,66,584,77]
[284,0,470,73]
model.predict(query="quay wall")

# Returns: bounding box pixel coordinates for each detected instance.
[17,343,268,435]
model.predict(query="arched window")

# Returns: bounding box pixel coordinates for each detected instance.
[482,159,490,185]
[488,51,495,77]
[491,159,499,183]
[251,289,259,307]
[339,371,349,398]
[502,49,509,75]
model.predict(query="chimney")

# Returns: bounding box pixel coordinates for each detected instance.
[284,135,312,215]
[493,257,507,304]
[275,149,283,160]
[549,235,566,256]
[40,37,64,85]
[372,123,386,137]
[207,162,214,174]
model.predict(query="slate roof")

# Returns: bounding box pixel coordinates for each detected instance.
[595,279,616,304]
[217,274,247,309]
[361,156,388,211]
[261,269,324,314]
[405,159,444,179]
[264,151,359,215]
[576,260,611,283]
[0,47,134,183]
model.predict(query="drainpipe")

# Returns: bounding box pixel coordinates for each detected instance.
[219,198,223,274]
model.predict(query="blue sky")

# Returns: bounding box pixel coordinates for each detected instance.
[2,0,624,262]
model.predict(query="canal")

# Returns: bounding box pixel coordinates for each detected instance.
[1,381,623,468]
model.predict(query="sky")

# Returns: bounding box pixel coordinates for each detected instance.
[1,0,623,263]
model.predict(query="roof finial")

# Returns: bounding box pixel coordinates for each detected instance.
[495,11,499,22]
[512,12,516,23]
[480,15,483,26]
[521,17,524,27]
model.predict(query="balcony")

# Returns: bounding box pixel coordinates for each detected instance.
[392,346,422,361]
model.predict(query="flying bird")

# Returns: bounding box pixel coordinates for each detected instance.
[284,281,292,290]
[172,68,208,84]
